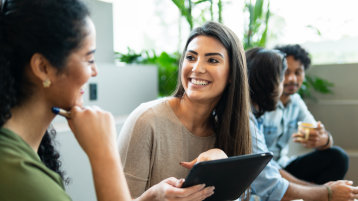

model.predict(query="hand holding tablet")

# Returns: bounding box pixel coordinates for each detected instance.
[182,152,273,201]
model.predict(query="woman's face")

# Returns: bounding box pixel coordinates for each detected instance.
[181,35,230,104]
[48,17,97,110]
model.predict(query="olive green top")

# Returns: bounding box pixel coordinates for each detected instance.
[0,127,71,201]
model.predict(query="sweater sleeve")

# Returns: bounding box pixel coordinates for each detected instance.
[117,106,155,198]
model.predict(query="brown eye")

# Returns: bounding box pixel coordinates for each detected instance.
[208,58,219,63]
[186,55,195,61]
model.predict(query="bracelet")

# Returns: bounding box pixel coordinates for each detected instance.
[323,133,331,147]
[325,186,332,201]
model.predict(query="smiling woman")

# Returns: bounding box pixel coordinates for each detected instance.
[118,21,252,200]
[181,35,230,104]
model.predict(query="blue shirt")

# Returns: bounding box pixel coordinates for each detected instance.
[262,94,316,167]
[250,113,289,201]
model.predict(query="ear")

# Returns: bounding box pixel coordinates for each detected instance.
[29,53,56,83]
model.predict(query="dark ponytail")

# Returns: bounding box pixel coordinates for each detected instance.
[0,0,89,181]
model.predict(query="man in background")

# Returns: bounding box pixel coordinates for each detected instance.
[262,44,349,184]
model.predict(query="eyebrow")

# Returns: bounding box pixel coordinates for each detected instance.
[86,49,96,56]
[187,50,224,58]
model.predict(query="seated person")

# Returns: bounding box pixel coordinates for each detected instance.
[118,21,252,200]
[0,1,211,201]
[0,0,132,200]
[263,44,348,184]
[246,47,358,201]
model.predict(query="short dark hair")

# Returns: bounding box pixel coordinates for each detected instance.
[246,47,287,118]
[174,21,252,158]
[274,44,311,70]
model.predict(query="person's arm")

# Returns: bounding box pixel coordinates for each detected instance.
[117,109,155,197]
[89,148,132,201]
[282,182,327,201]
[68,106,132,201]
[249,117,289,200]
[282,180,358,201]
[279,169,313,186]
[117,106,214,201]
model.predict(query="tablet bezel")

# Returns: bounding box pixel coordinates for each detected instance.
[182,152,273,201]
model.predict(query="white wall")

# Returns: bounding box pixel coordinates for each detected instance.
[83,0,115,63]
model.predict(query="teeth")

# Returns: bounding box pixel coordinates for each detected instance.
[191,78,209,85]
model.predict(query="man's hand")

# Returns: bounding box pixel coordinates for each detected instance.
[325,180,358,201]
[293,121,330,149]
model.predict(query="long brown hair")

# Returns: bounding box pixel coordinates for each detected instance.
[173,21,251,157]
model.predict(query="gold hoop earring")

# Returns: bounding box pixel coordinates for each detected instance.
[43,79,51,88]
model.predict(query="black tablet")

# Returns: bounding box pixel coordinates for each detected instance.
[182,152,273,201]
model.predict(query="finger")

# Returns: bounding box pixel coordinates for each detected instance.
[69,105,82,115]
[293,137,306,143]
[307,135,319,142]
[352,186,358,194]
[175,178,185,188]
[344,180,354,186]
[292,133,304,138]
[180,158,198,169]
[164,177,181,187]
[173,184,206,198]
[317,121,322,128]
[179,186,215,201]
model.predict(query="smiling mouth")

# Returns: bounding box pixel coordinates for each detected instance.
[190,78,210,86]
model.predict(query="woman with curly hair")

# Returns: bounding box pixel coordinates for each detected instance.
[0,0,133,200]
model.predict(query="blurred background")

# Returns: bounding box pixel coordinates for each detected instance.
[52,0,358,200]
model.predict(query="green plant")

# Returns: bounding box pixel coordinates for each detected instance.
[298,75,334,100]
[241,1,333,99]
[243,0,270,49]
[115,49,180,97]
[171,0,224,31]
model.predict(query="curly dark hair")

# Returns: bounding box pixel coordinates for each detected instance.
[246,47,287,118]
[274,44,311,70]
[0,0,89,181]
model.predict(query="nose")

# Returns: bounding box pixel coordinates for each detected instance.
[91,64,98,77]
[192,60,206,73]
[286,72,296,82]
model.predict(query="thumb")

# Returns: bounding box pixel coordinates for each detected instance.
[316,121,324,129]
[180,158,198,169]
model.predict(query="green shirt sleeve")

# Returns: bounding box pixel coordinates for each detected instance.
[0,128,72,201]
